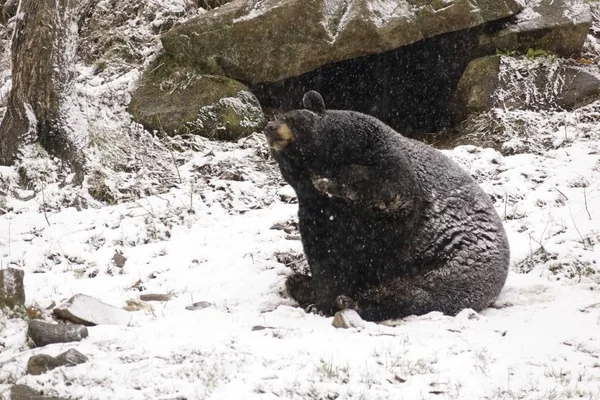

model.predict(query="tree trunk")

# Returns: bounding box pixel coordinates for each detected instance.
[0,0,95,177]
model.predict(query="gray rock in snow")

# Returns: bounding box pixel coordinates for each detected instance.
[27,348,88,375]
[27,321,89,347]
[10,384,68,400]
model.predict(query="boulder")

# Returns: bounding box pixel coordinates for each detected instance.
[27,349,88,375]
[479,0,592,57]
[129,64,265,140]
[10,385,67,400]
[453,55,600,120]
[0,267,25,309]
[53,293,132,326]
[160,0,522,85]
[27,321,89,347]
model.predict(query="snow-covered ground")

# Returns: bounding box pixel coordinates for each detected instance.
[0,118,599,399]
[0,1,600,399]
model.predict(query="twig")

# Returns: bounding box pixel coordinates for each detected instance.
[157,117,182,185]
[41,187,50,226]
[555,187,569,201]
[189,180,194,212]
[583,187,592,221]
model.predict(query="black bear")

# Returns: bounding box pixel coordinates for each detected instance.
[265,91,510,321]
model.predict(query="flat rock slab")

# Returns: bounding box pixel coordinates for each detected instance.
[0,267,25,309]
[161,0,523,84]
[28,320,88,347]
[54,293,132,326]
[27,349,88,375]
[10,385,67,400]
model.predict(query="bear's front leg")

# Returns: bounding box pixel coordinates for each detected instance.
[311,164,413,214]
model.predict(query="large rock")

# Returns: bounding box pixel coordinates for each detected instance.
[53,293,132,326]
[479,0,592,57]
[160,0,523,85]
[10,385,68,400]
[27,349,88,375]
[129,64,266,139]
[27,321,89,347]
[0,267,25,309]
[453,55,600,120]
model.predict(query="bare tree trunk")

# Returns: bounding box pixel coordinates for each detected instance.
[0,0,95,178]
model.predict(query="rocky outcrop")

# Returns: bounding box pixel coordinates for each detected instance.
[479,0,592,57]
[129,64,265,139]
[454,55,600,120]
[160,0,522,85]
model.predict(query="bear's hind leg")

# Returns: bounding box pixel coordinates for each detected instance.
[285,273,317,309]
[354,258,507,321]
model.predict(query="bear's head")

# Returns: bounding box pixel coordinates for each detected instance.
[264,91,389,187]
[263,90,325,157]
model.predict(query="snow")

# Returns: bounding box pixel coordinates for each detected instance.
[0,0,599,399]
[0,108,598,399]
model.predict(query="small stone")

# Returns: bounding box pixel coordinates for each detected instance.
[185,301,213,311]
[27,321,88,347]
[332,309,365,329]
[252,325,267,331]
[139,293,171,302]
[111,250,127,268]
[10,384,68,400]
[26,349,88,375]
[124,299,154,312]
[0,267,26,309]
[54,293,132,326]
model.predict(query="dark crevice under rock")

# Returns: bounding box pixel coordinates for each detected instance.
[251,23,503,140]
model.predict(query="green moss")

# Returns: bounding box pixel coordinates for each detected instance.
[526,48,556,60]
[129,55,265,140]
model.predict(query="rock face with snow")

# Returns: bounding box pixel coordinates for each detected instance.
[53,294,132,326]
[129,70,266,140]
[453,55,600,120]
[160,0,523,85]
[479,0,592,57]
[0,267,25,309]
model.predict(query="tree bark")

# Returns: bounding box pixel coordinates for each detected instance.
[0,0,95,176]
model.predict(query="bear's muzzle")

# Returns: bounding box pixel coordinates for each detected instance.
[264,121,295,151]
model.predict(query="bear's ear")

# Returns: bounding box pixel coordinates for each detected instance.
[302,90,325,114]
